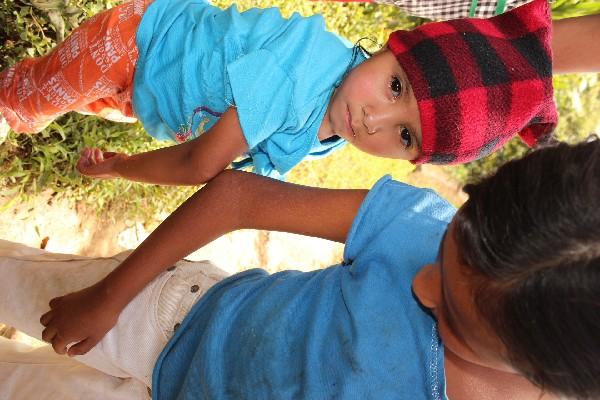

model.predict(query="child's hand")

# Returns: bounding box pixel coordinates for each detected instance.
[76,147,128,179]
[39,280,122,356]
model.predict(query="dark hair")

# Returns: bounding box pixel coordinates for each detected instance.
[454,139,600,399]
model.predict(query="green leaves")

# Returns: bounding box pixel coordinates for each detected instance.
[1,0,598,222]
[551,0,600,19]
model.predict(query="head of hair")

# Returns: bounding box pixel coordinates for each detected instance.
[454,139,600,399]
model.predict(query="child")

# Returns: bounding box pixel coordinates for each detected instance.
[1,139,599,399]
[0,0,556,181]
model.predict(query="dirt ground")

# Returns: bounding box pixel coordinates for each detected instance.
[0,165,465,344]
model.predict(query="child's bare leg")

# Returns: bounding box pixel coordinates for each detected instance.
[0,239,228,386]
[0,0,151,133]
[0,337,150,400]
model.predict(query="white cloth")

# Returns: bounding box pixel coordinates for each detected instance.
[0,337,150,400]
[0,239,228,395]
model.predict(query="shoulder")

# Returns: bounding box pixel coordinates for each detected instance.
[344,177,455,266]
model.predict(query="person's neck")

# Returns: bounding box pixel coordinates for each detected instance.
[444,348,556,400]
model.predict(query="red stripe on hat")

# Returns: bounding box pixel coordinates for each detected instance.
[416,21,456,38]
[458,86,489,151]
[508,78,545,134]
[487,34,540,82]
[512,0,551,34]
[436,33,484,90]
[413,97,437,164]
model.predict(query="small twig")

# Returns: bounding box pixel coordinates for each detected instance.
[29,10,48,41]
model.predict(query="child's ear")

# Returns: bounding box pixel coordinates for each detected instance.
[412,263,442,309]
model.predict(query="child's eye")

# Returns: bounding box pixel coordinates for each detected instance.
[400,127,412,148]
[390,76,403,98]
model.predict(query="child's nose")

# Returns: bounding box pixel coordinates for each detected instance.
[363,105,397,134]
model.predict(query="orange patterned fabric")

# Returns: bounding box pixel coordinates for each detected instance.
[0,0,151,133]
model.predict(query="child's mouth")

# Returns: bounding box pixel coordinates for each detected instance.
[346,107,356,139]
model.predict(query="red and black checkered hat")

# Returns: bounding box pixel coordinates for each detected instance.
[388,0,557,164]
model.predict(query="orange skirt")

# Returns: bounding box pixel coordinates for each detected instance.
[0,0,151,133]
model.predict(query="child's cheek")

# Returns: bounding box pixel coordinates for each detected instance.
[346,73,376,100]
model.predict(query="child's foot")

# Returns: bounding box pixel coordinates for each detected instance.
[0,112,10,145]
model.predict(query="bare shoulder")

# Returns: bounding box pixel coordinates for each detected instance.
[444,349,558,400]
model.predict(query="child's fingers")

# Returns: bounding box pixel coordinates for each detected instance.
[40,310,53,326]
[77,148,94,168]
[79,147,91,158]
[51,333,75,355]
[41,325,58,344]
[67,337,96,357]
[92,148,104,164]
[48,296,62,309]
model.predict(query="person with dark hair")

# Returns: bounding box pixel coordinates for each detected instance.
[1,139,599,399]
[450,138,600,398]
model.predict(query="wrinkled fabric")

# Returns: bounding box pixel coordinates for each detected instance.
[133,0,364,177]
[154,176,455,399]
[0,240,227,387]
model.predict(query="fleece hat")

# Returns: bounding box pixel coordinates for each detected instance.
[388,0,557,164]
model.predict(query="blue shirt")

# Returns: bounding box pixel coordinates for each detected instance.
[152,176,455,399]
[133,0,365,178]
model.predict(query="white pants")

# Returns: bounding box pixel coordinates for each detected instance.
[0,239,228,399]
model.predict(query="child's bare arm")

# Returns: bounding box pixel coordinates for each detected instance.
[77,107,248,185]
[40,170,368,356]
[553,14,600,74]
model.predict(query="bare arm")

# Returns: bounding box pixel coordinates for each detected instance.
[77,107,249,185]
[40,170,368,355]
[552,14,600,74]
[103,170,366,308]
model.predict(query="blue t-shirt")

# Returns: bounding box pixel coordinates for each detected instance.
[152,176,456,399]
[133,0,365,178]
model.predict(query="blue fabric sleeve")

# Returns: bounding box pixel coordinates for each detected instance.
[227,50,296,150]
[225,10,358,178]
[344,176,456,273]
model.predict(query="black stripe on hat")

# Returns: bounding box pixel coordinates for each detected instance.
[410,38,459,98]
[485,84,511,146]
[462,32,510,87]
[430,153,457,164]
[511,33,552,78]
[478,137,501,159]
[432,90,461,164]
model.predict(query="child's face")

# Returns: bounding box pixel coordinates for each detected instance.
[322,48,422,160]
[412,220,514,372]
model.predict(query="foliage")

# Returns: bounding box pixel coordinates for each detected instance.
[1,0,599,221]
[551,0,600,18]
[0,0,418,222]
